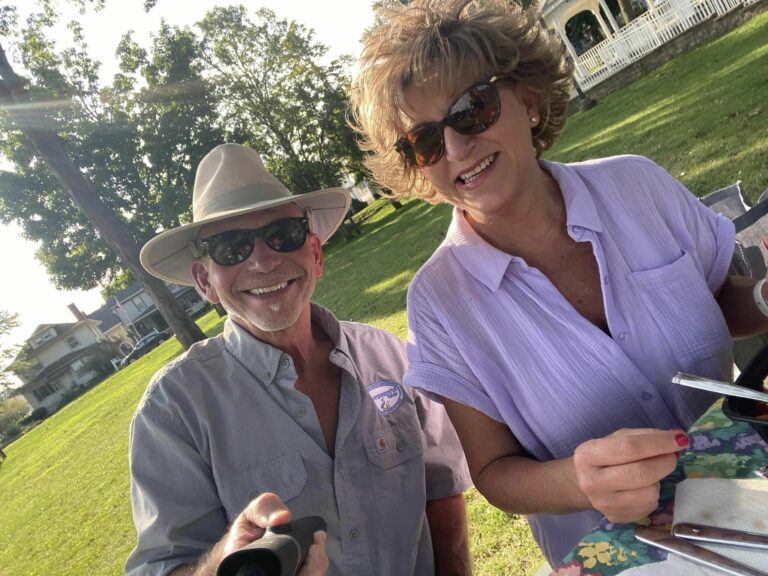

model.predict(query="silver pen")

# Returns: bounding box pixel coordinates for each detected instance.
[635,526,768,576]
[673,523,768,550]
[672,372,768,404]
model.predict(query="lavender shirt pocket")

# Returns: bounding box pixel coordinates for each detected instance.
[219,451,308,521]
[630,250,730,364]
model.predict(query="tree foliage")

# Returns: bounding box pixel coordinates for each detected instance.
[0,7,223,291]
[0,310,23,398]
[197,6,367,193]
[1,2,367,296]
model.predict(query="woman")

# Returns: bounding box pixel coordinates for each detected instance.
[350,0,768,566]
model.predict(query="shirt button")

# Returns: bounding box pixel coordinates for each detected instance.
[349,527,360,541]
[641,392,654,401]
[263,372,271,381]
[396,440,407,452]
[279,357,290,369]
[295,407,306,417]
[618,332,628,342]
[572,225,583,234]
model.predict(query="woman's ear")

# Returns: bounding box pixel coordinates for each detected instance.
[514,83,541,124]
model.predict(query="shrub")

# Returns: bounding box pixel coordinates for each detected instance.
[29,407,48,422]
[3,423,21,442]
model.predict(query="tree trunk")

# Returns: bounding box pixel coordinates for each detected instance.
[0,44,205,349]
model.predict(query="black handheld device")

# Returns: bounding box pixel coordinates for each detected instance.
[217,515,327,576]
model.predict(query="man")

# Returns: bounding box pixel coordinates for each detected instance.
[127,143,472,576]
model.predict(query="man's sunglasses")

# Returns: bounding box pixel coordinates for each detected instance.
[394,75,510,169]
[198,216,309,267]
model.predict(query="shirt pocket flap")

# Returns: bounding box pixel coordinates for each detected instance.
[220,451,308,517]
[630,250,730,362]
[363,425,423,470]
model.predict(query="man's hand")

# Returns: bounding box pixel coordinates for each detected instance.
[223,493,328,576]
[572,428,687,523]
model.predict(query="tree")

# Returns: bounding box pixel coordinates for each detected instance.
[197,6,368,195]
[0,3,209,347]
[0,310,23,399]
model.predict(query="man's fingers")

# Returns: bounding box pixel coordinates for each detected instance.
[223,493,292,557]
[246,492,293,528]
[298,531,329,576]
[576,429,688,467]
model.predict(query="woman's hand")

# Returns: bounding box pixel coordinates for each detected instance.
[572,428,687,523]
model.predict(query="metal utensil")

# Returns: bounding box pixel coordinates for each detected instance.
[635,527,768,576]
[673,522,768,550]
[672,373,768,404]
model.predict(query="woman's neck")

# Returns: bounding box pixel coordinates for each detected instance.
[465,166,565,255]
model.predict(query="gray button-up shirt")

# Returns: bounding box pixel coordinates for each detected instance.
[126,304,470,576]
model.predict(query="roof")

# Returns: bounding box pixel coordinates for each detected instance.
[86,303,122,332]
[19,348,90,389]
[27,323,75,340]
[112,283,144,304]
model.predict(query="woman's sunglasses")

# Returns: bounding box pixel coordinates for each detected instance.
[198,216,309,267]
[395,75,509,169]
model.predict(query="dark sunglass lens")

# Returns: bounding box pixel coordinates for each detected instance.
[448,82,500,135]
[409,124,444,168]
[208,230,254,266]
[262,218,308,252]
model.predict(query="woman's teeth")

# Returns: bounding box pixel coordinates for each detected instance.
[459,155,495,183]
[247,281,288,295]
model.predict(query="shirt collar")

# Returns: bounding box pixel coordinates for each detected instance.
[446,159,603,292]
[221,303,350,385]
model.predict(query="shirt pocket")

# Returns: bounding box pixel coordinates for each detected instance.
[219,451,308,520]
[630,250,730,363]
[363,423,423,470]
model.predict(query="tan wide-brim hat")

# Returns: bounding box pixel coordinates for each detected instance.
[140,143,351,286]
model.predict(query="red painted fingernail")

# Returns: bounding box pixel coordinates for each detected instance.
[675,433,689,447]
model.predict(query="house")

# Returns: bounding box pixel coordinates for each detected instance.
[9,312,116,412]
[110,282,209,339]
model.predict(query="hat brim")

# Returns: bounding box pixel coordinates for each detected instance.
[140,187,351,286]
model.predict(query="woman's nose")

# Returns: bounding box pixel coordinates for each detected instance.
[442,125,474,162]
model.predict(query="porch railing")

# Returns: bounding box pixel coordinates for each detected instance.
[574,0,758,90]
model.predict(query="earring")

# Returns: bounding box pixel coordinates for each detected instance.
[530,116,539,126]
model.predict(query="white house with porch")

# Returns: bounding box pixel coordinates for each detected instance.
[541,0,763,89]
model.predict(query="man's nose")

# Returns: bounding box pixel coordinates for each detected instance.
[243,238,281,272]
[442,126,475,163]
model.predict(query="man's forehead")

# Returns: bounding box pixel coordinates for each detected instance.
[198,203,302,237]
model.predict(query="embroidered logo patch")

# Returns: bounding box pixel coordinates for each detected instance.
[367,380,404,415]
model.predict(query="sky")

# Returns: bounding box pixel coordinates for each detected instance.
[1,0,376,347]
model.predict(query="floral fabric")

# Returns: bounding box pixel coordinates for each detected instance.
[551,400,768,575]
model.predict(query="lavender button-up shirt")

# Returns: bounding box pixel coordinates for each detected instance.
[404,155,736,565]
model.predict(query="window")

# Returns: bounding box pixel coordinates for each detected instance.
[32,382,61,402]
[66,336,81,350]
[131,295,147,312]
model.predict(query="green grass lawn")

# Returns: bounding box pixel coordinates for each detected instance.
[2,11,767,575]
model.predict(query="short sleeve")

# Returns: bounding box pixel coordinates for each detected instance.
[634,157,735,293]
[125,395,227,576]
[405,278,505,423]
[409,386,473,501]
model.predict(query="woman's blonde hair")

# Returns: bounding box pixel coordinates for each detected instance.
[350,0,573,202]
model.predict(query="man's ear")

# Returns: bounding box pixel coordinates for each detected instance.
[310,235,324,279]
[190,260,221,304]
